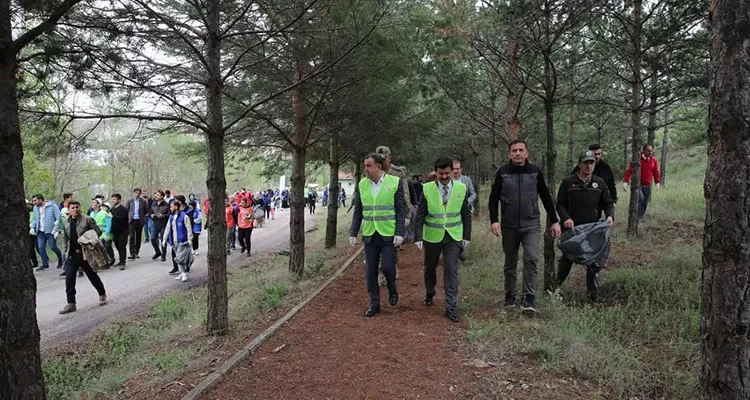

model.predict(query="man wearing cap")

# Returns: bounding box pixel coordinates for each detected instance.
[349,152,406,317]
[571,144,617,208]
[556,150,615,303]
[375,145,412,285]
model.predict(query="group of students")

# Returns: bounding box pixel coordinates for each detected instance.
[349,139,629,322]
[224,190,281,256]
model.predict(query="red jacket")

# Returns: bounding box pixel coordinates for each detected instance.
[624,153,661,186]
[225,205,236,228]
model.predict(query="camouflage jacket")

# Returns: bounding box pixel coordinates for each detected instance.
[388,164,412,213]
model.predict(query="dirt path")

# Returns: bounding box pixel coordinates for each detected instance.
[205,246,478,400]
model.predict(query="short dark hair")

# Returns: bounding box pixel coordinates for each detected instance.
[63,193,73,200]
[155,190,165,197]
[133,187,142,193]
[643,143,654,150]
[365,153,385,167]
[508,139,528,150]
[94,194,104,199]
[112,193,122,200]
[68,201,81,207]
[33,194,44,201]
[175,195,186,204]
[589,144,602,151]
[172,200,182,209]
[434,157,454,171]
[165,189,172,195]
[452,159,463,167]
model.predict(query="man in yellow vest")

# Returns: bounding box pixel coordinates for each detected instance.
[414,157,472,322]
[349,153,407,317]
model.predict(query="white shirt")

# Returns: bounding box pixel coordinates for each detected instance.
[439,179,453,195]
[370,172,386,197]
[38,206,46,232]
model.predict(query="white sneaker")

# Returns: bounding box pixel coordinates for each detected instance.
[193,251,199,256]
[181,273,188,282]
[175,274,182,280]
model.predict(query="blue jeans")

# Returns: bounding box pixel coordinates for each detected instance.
[144,216,152,241]
[37,233,63,268]
[637,185,652,219]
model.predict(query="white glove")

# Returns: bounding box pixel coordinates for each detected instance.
[393,235,404,247]
[415,241,423,251]
[656,183,661,189]
[462,240,470,247]
[29,228,36,236]
[53,232,59,239]
[622,182,629,191]
[348,236,357,247]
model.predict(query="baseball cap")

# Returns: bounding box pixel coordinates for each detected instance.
[375,146,391,157]
[579,150,596,163]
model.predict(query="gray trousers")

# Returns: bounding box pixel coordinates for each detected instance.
[502,225,541,298]
[424,233,461,310]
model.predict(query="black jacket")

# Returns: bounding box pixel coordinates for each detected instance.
[556,173,615,226]
[488,161,558,229]
[110,204,129,235]
[572,160,618,203]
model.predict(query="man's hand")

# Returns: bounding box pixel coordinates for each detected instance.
[415,241,423,251]
[550,222,561,238]
[491,222,501,237]
[348,236,357,247]
[53,232,60,239]
[462,240,470,247]
[656,183,661,189]
[393,235,404,247]
[622,182,629,191]
[29,228,36,236]
[606,216,614,226]
[563,219,575,230]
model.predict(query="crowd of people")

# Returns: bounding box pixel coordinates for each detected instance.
[28,186,290,315]
[348,141,661,322]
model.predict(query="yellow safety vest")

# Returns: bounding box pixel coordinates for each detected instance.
[359,175,399,237]
[423,181,466,243]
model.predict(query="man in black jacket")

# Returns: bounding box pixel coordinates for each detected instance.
[571,144,617,205]
[110,193,129,269]
[150,190,170,262]
[126,188,148,259]
[557,150,615,303]
[488,139,561,312]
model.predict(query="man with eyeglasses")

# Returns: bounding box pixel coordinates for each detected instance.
[556,150,615,303]
[572,144,617,207]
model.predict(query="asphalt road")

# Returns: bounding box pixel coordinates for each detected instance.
[36,209,316,351]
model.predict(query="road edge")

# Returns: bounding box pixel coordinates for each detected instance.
[181,245,364,400]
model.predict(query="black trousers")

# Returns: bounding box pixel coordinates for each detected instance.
[264,206,271,219]
[363,233,397,307]
[65,253,106,304]
[192,233,200,251]
[238,227,253,253]
[128,220,143,256]
[557,257,601,296]
[29,234,39,268]
[424,233,461,310]
[113,231,128,263]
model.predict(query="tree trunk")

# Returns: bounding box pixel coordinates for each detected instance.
[701,2,750,398]
[204,0,228,336]
[543,95,557,292]
[646,67,658,147]
[504,11,521,141]
[596,124,603,145]
[0,6,46,400]
[325,130,340,249]
[660,108,669,186]
[568,94,575,169]
[626,0,643,237]
[289,83,307,276]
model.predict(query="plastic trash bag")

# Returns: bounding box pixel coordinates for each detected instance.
[557,221,611,268]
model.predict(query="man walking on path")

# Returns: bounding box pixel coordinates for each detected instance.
[623,144,661,219]
[557,150,615,303]
[127,188,148,260]
[59,201,107,314]
[30,194,63,271]
[488,139,561,312]
[414,157,472,322]
[349,153,406,317]
[150,190,170,262]
[452,159,476,262]
[110,194,129,269]
[27,199,40,269]
[572,144,617,207]
[375,145,411,285]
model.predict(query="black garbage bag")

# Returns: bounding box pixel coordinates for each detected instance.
[557,221,611,268]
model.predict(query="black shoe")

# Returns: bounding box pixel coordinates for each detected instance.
[119,263,126,270]
[589,293,605,304]
[184,266,190,273]
[127,255,136,260]
[424,295,434,306]
[240,247,246,254]
[116,260,126,267]
[152,254,161,260]
[446,308,459,322]
[504,293,516,308]
[59,272,66,277]
[364,306,380,317]
[135,254,140,259]
[226,249,231,255]
[459,253,467,261]
[160,256,166,262]
[168,267,179,275]
[231,245,236,250]
[521,295,536,313]
[35,266,49,272]
[389,292,399,307]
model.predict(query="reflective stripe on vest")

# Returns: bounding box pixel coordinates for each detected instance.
[359,175,398,237]
[422,181,466,243]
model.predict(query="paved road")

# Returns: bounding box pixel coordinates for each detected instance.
[36,209,316,351]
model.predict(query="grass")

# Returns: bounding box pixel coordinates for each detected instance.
[42,207,354,400]
[461,147,705,399]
